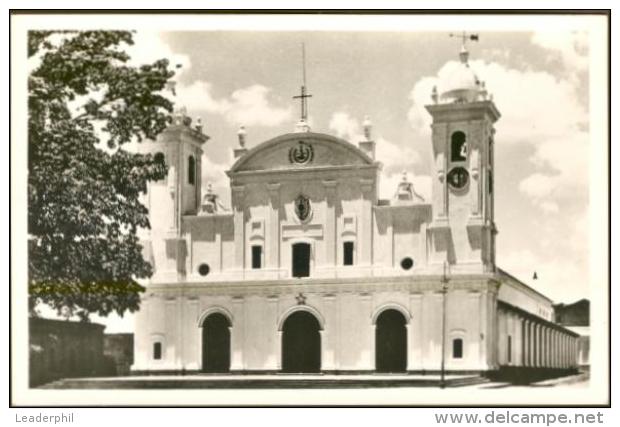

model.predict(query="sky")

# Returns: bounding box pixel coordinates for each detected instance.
[70,28,592,332]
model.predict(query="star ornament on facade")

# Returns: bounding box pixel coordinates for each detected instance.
[295,293,307,305]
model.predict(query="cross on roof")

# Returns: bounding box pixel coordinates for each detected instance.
[292,42,312,121]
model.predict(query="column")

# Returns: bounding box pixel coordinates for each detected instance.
[524,320,530,367]
[431,123,448,218]
[410,293,423,370]
[232,185,245,271]
[555,330,561,368]
[267,183,281,272]
[359,293,373,369]
[560,334,566,369]
[534,323,542,368]
[359,179,374,266]
[519,318,525,366]
[550,330,556,368]
[230,296,245,370]
[267,295,279,370]
[186,297,199,370]
[544,327,550,368]
[322,294,337,370]
[164,297,177,369]
[563,334,568,369]
[478,290,488,369]
[322,180,337,268]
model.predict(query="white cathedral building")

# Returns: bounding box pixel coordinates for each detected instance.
[132,43,579,376]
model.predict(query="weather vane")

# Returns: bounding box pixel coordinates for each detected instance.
[292,42,312,122]
[449,31,480,49]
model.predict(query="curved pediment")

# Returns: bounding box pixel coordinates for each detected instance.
[229,132,375,173]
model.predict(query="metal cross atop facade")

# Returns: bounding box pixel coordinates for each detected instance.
[449,31,480,49]
[292,42,312,121]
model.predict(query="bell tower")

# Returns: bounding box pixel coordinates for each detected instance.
[137,107,209,282]
[426,37,500,274]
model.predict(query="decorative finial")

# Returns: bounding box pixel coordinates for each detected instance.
[402,170,408,182]
[479,81,488,100]
[363,116,372,141]
[207,183,213,195]
[195,117,203,133]
[431,85,438,104]
[237,125,247,147]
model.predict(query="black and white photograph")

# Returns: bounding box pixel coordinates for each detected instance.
[9,11,610,408]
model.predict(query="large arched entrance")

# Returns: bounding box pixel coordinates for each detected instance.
[281,310,321,373]
[375,309,407,373]
[201,313,231,373]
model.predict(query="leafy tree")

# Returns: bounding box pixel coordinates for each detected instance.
[28,31,174,320]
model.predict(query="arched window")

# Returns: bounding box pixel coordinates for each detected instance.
[154,152,165,164]
[451,131,467,162]
[188,155,196,185]
[452,338,463,359]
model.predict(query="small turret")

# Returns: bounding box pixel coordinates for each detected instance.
[234,125,249,159]
[358,115,375,159]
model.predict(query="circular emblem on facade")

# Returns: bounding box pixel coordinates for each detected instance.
[289,140,314,165]
[294,194,312,222]
[447,166,470,191]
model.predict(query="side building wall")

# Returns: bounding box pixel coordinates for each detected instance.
[29,318,106,387]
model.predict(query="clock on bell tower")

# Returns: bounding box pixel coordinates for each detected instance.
[425,41,500,274]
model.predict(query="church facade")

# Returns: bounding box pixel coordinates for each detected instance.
[132,45,580,375]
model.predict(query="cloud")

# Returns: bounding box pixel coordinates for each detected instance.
[328,111,422,173]
[407,53,589,214]
[175,81,292,127]
[328,112,364,142]
[224,85,292,127]
[531,30,589,72]
[539,201,560,214]
[328,111,428,202]
[126,31,191,78]
[497,246,588,304]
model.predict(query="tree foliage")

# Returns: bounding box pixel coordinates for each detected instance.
[28,31,174,320]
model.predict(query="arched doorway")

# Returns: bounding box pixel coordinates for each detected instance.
[202,313,231,373]
[282,311,321,373]
[375,309,407,373]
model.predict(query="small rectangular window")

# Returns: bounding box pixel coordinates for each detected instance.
[343,241,354,266]
[252,245,262,269]
[452,338,463,359]
[153,342,162,360]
